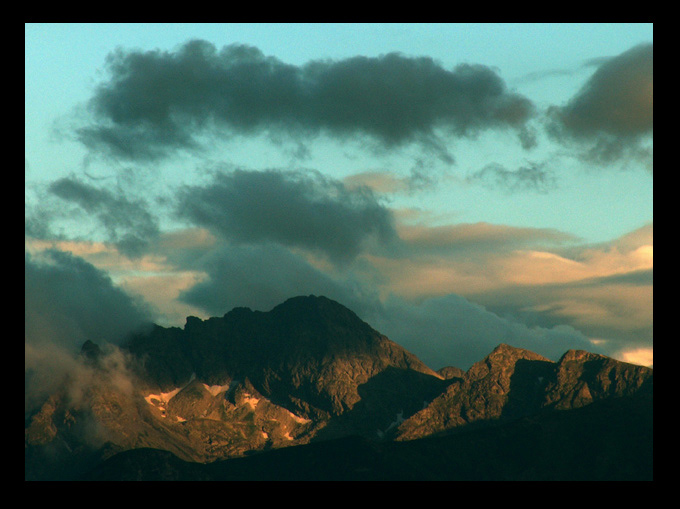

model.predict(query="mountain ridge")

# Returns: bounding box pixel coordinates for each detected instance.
[25,294,653,481]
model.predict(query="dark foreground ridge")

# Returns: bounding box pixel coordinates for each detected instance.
[25,295,653,481]
[84,392,652,481]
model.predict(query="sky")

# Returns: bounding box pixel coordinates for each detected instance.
[25,23,653,372]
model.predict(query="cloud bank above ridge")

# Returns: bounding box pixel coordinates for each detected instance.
[25,35,653,374]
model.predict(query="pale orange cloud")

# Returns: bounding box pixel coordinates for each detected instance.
[621,347,654,367]
[25,229,215,326]
[119,272,209,326]
[370,222,653,297]
[357,220,653,365]
[396,221,574,252]
[25,238,168,276]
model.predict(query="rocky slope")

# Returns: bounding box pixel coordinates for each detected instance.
[83,389,653,481]
[395,343,653,441]
[25,295,653,481]
[25,295,449,479]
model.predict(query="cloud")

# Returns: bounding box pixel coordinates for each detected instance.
[167,236,592,371]
[354,220,652,365]
[342,163,445,196]
[25,230,218,328]
[25,249,153,353]
[394,221,575,259]
[513,54,612,84]
[466,162,557,194]
[446,224,654,363]
[177,242,375,318]
[75,40,535,161]
[25,340,139,422]
[379,221,652,298]
[343,171,411,194]
[548,43,653,167]
[176,168,397,265]
[24,245,154,421]
[367,294,594,371]
[473,269,653,365]
[48,176,160,258]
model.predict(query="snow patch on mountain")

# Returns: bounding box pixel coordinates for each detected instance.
[144,387,182,406]
[285,408,311,424]
[203,382,232,396]
[143,374,197,410]
[242,393,260,409]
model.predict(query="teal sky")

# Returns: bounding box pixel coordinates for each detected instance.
[26,23,653,243]
[25,24,653,370]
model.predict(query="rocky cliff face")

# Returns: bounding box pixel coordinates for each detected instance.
[25,295,448,479]
[25,295,653,481]
[125,295,447,428]
[394,343,653,441]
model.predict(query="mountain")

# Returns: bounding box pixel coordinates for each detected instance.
[394,343,653,441]
[25,295,653,481]
[83,392,653,481]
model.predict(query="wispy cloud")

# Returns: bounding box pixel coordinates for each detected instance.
[465,162,558,194]
[25,249,153,352]
[395,221,575,258]
[47,176,161,257]
[352,220,653,366]
[368,293,594,371]
[512,54,612,84]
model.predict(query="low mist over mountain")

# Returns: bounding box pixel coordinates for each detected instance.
[25,295,653,481]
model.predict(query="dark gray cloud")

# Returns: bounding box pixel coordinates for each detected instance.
[176,168,397,264]
[177,242,375,318]
[25,249,153,352]
[48,176,160,257]
[548,43,653,167]
[76,40,535,161]
[25,249,147,416]
[466,162,557,194]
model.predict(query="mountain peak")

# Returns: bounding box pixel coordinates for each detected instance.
[475,343,550,370]
[27,294,654,481]
[559,349,604,363]
[271,294,356,318]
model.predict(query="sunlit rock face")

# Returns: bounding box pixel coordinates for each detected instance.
[394,344,652,441]
[25,295,449,479]
[25,295,652,481]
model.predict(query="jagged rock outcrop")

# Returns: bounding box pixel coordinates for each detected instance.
[124,295,448,432]
[25,295,448,479]
[394,343,653,441]
[543,349,653,409]
[437,366,466,380]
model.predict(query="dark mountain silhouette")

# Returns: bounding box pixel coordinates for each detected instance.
[25,295,653,481]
